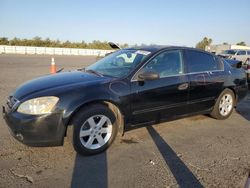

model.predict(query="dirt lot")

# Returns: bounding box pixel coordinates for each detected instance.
[0,54,250,188]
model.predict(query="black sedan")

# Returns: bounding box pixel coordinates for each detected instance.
[3,46,248,155]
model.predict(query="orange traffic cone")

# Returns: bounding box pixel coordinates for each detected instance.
[50,57,56,74]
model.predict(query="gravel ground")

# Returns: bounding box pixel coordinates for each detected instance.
[0,54,250,188]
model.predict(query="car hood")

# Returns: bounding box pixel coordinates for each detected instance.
[12,71,111,99]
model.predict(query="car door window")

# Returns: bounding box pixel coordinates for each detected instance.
[185,50,220,73]
[144,50,184,78]
[237,50,246,55]
[247,51,250,55]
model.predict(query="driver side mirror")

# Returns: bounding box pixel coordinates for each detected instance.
[137,70,160,81]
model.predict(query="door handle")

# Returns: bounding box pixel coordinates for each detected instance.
[178,83,189,90]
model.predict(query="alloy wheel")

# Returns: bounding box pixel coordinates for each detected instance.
[219,94,233,116]
[79,115,112,150]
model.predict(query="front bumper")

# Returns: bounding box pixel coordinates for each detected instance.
[2,105,65,147]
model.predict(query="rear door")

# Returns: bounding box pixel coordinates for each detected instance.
[183,49,224,113]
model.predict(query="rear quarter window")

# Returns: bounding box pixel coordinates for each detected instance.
[184,50,222,73]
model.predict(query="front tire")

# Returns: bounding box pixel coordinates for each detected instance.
[210,89,235,120]
[69,104,118,155]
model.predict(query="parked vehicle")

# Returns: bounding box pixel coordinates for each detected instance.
[3,46,248,155]
[225,59,250,87]
[219,49,250,62]
[243,59,250,86]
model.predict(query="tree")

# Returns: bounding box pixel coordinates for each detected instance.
[44,38,52,47]
[236,41,246,46]
[196,37,213,50]
[10,37,21,45]
[223,42,228,45]
[81,40,87,48]
[0,37,9,45]
[62,40,71,47]
[0,36,128,49]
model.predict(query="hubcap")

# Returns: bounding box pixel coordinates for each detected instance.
[79,115,112,150]
[219,94,233,116]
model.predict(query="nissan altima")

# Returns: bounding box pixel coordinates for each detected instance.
[3,46,248,155]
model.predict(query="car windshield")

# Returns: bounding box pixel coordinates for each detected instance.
[86,49,151,78]
[223,50,237,55]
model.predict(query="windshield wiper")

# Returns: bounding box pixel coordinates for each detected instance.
[77,67,103,77]
[77,67,85,71]
[56,68,64,73]
[85,69,103,77]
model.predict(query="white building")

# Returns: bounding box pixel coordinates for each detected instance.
[206,44,250,54]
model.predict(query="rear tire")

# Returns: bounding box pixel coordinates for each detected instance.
[210,89,235,120]
[68,104,118,156]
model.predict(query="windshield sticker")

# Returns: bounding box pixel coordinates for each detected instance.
[135,50,151,56]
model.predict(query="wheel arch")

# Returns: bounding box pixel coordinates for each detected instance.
[225,87,237,105]
[65,100,125,137]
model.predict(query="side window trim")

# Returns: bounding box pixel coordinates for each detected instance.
[131,49,184,82]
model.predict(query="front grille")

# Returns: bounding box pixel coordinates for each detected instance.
[7,96,19,110]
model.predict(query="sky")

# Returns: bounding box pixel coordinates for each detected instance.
[0,0,250,47]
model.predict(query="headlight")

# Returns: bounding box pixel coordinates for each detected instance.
[17,96,59,115]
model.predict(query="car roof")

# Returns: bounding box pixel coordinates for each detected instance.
[124,45,207,54]
[125,45,169,52]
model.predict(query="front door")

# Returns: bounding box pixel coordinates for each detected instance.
[130,50,189,125]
